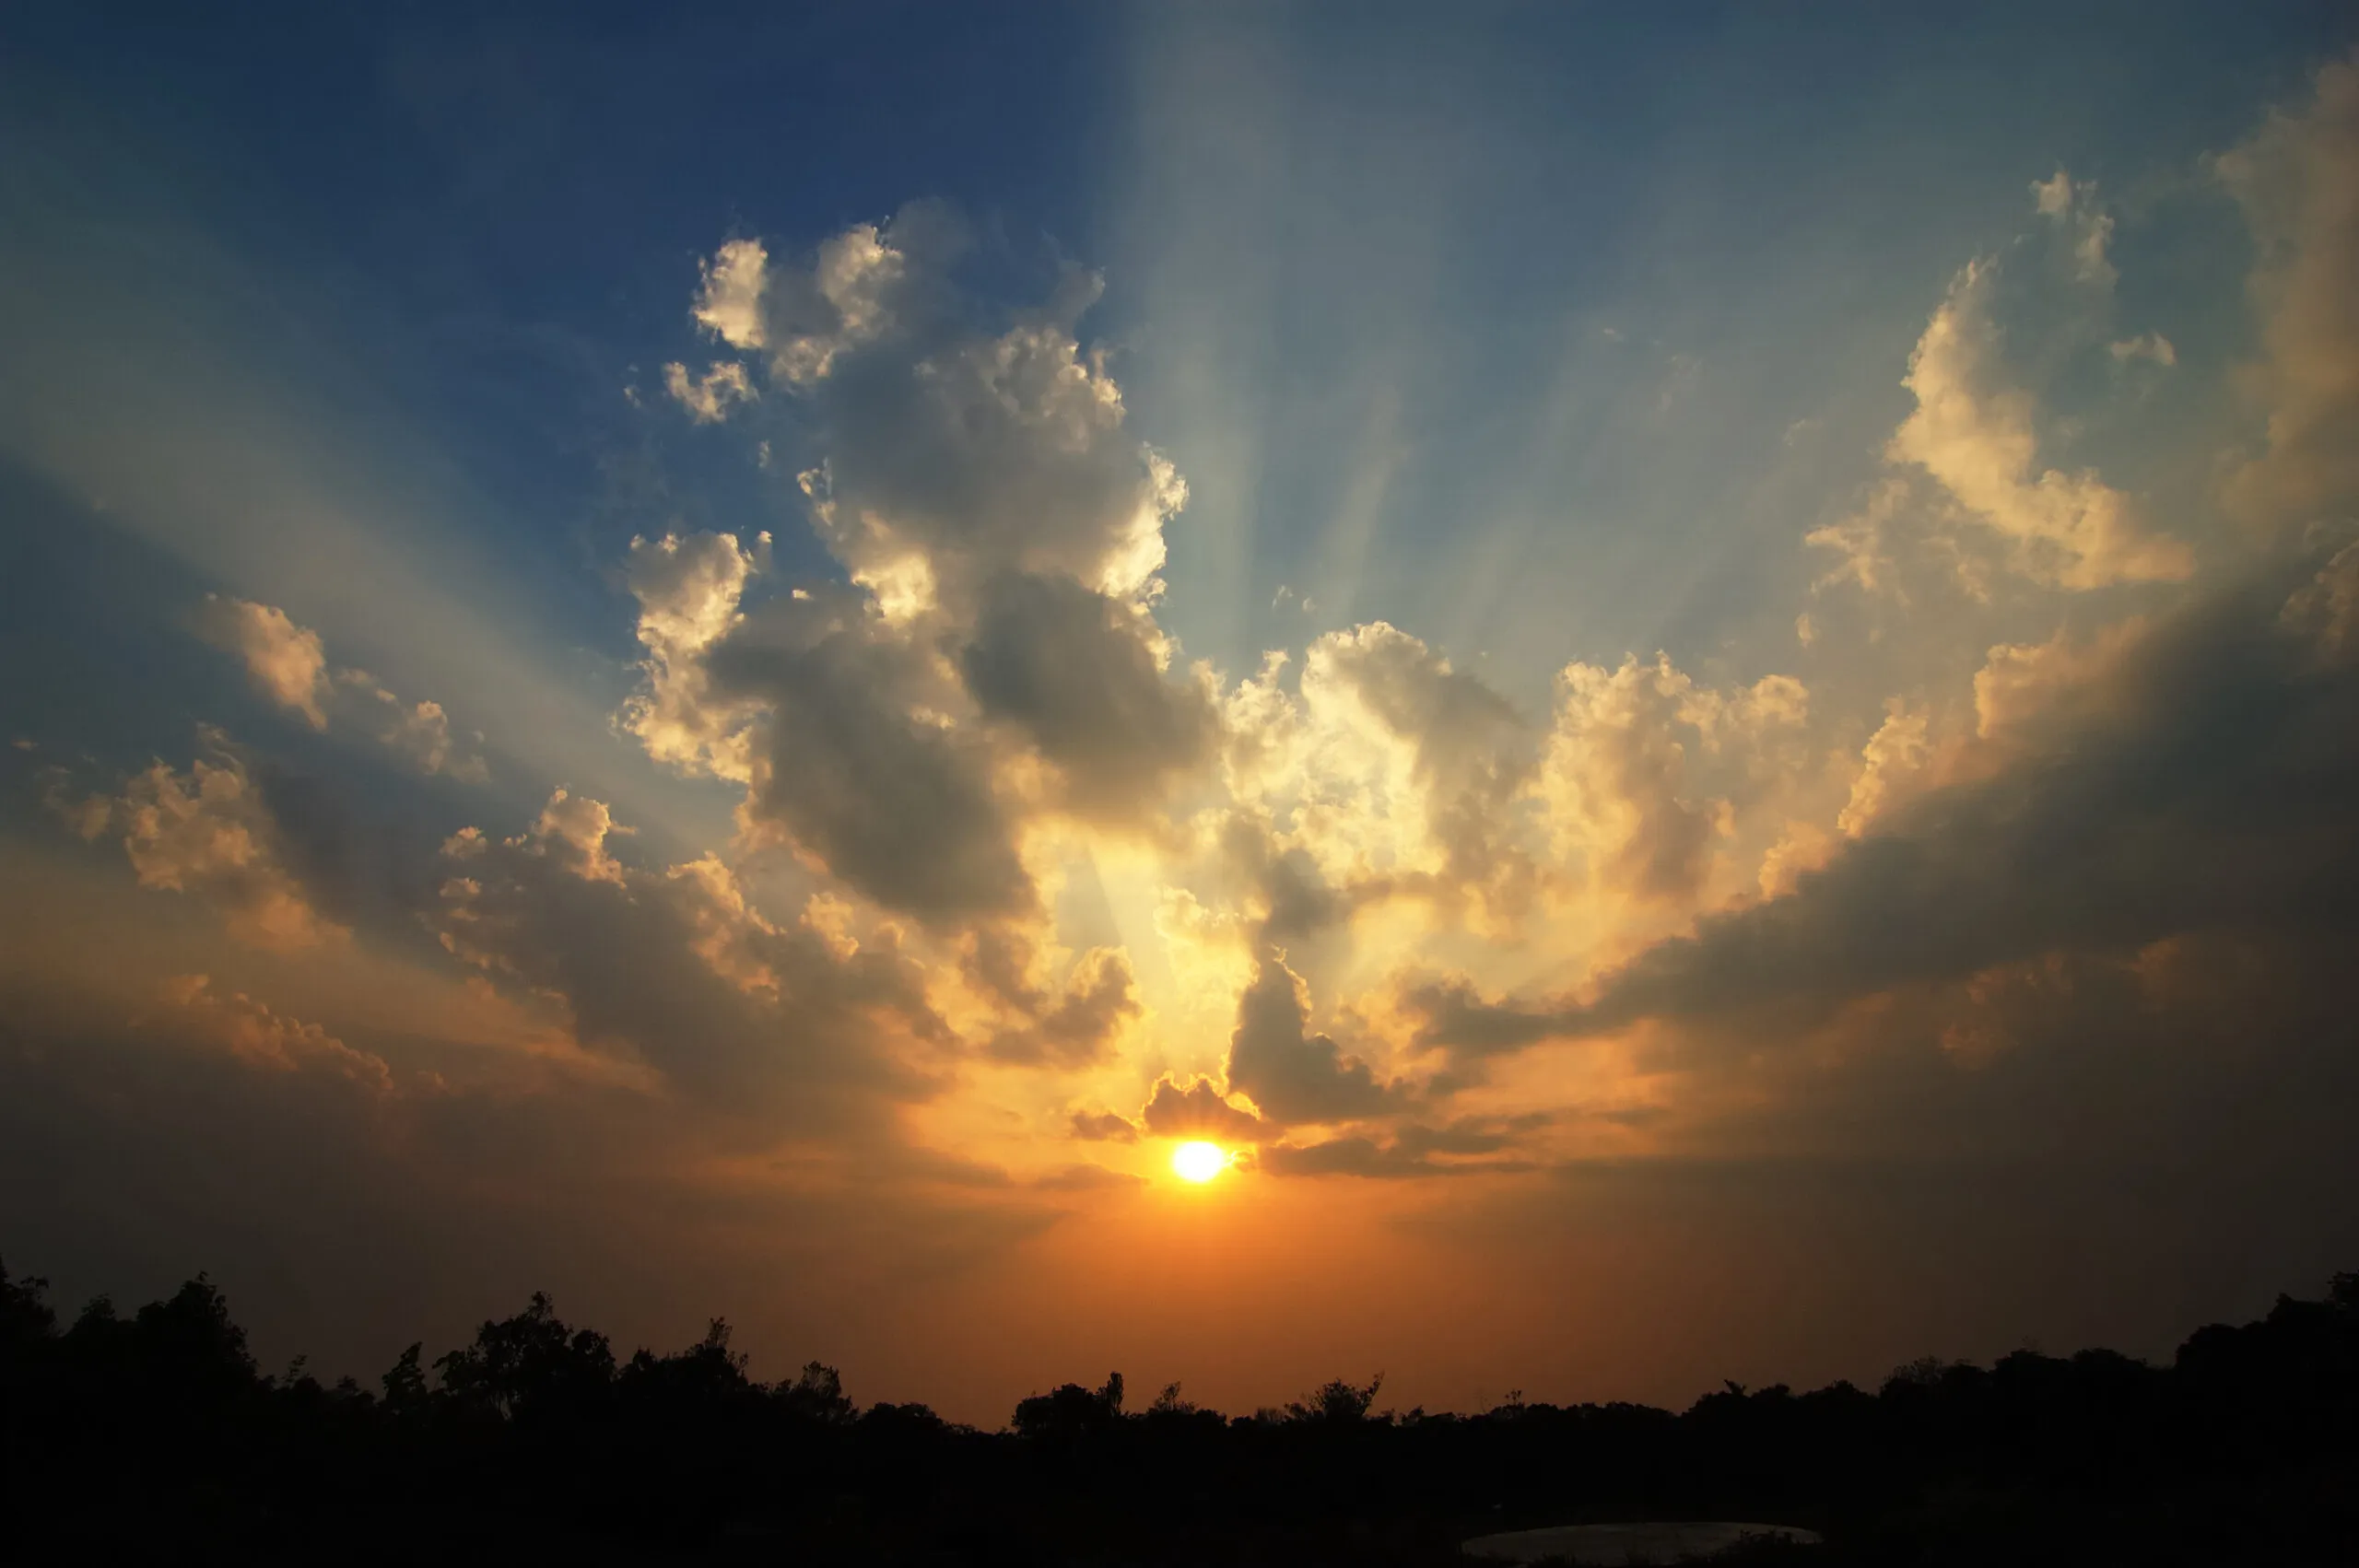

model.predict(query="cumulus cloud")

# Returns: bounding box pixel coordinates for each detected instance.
[435,789,942,1118]
[618,531,762,782]
[987,946,1143,1068]
[1223,953,1400,1125]
[1969,618,2153,749]
[198,597,330,727]
[663,359,757,423]
[1139,1075,1267,1141]
[1409,559,2359,1058]
[195,596,486,778]
[1068,1107,1141,1142]
[2281,540,2359,664]
[1260,1118,1540,1179]
[57,728,344,951]
[959,572,1216,818]
[337,676,487,782]
[691,236,769,350]
[2217,51,2359,534]
[1885,260,2193,589]
[769,222,910,385]
[152,974,392,1092]
[709,589,1033,924]
[1297,624,1537,919]
[2030,168,2117,285]
[619,213,1204,923]
[803,320,1184,614]
[1535,654,1806,903]
[687,218,936,387]
[1806,476,1914,599]
[1835,700,1932,837]
[2108,332,2177,368]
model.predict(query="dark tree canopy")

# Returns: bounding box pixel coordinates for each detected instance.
[5,1250,2359,1563]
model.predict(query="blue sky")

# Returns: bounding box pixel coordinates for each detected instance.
[4,4,2357,1421]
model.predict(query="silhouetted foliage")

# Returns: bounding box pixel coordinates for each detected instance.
[6,1250,2359,1563]
[1288,1372,1385,1423]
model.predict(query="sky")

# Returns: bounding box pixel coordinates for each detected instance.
[3,2,2357,1424]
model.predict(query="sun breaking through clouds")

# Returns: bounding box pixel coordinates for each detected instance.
[3,6,2357,1425]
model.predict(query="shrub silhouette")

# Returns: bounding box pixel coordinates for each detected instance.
[4,1252,2359,1563]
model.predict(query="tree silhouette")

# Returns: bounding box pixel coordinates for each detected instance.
[1287,1372,1384,1423]
[6,1253,2359,1563]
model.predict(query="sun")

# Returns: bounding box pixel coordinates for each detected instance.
[1170,1141,1228,1183]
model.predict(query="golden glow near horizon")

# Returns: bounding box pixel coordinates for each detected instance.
[1171,1141,1228,1183]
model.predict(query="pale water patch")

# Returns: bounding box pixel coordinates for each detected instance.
[1461,1521,1821,1564]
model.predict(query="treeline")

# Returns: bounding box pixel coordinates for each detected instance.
[4,1258,2357,1564]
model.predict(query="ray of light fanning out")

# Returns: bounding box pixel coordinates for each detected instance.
[2,5,2357,1427]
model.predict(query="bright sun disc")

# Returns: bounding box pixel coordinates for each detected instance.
[1171,1141,1227,1182]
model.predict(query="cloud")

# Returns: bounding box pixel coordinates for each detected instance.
[198,597,329,727]
[772,223,910,385]
[620,214,1207,922]
[663,359,757,424]
[1535,654,1805,904]
[1806,476,1913,600]
[1298,624,1536,919]
[621,532,1033,926]
[151,974,392,1092]
[804,319,1184,614]
[1409,560,2359,1057]
[1835,700,1931,837]
[57,728,345,951]
[1223,953,1400,1125]
[618,531,762,782]
[2030,168,2116,285]
[195,596,487,778]
[1260,1124,1537,1179]
[709,589,1035,925]
[1028,1163,1144,1193]
[958,572,1216,819]
[691,236,769,350]
[1139,1075,1267,1141]
[1068,1108,1140,1142]
[2281,540,2359,664]
[435,788,942,1119]
[336,676,488,782]
[1885,260,2193,589]
[0,964,1070,1410]
[1209,808,1375,946]
[688,216,940,387]
[986,946,1143,1069]
[1969,617,2153,748]
[2108,333,2177,368]
[2217,51,2359,535]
